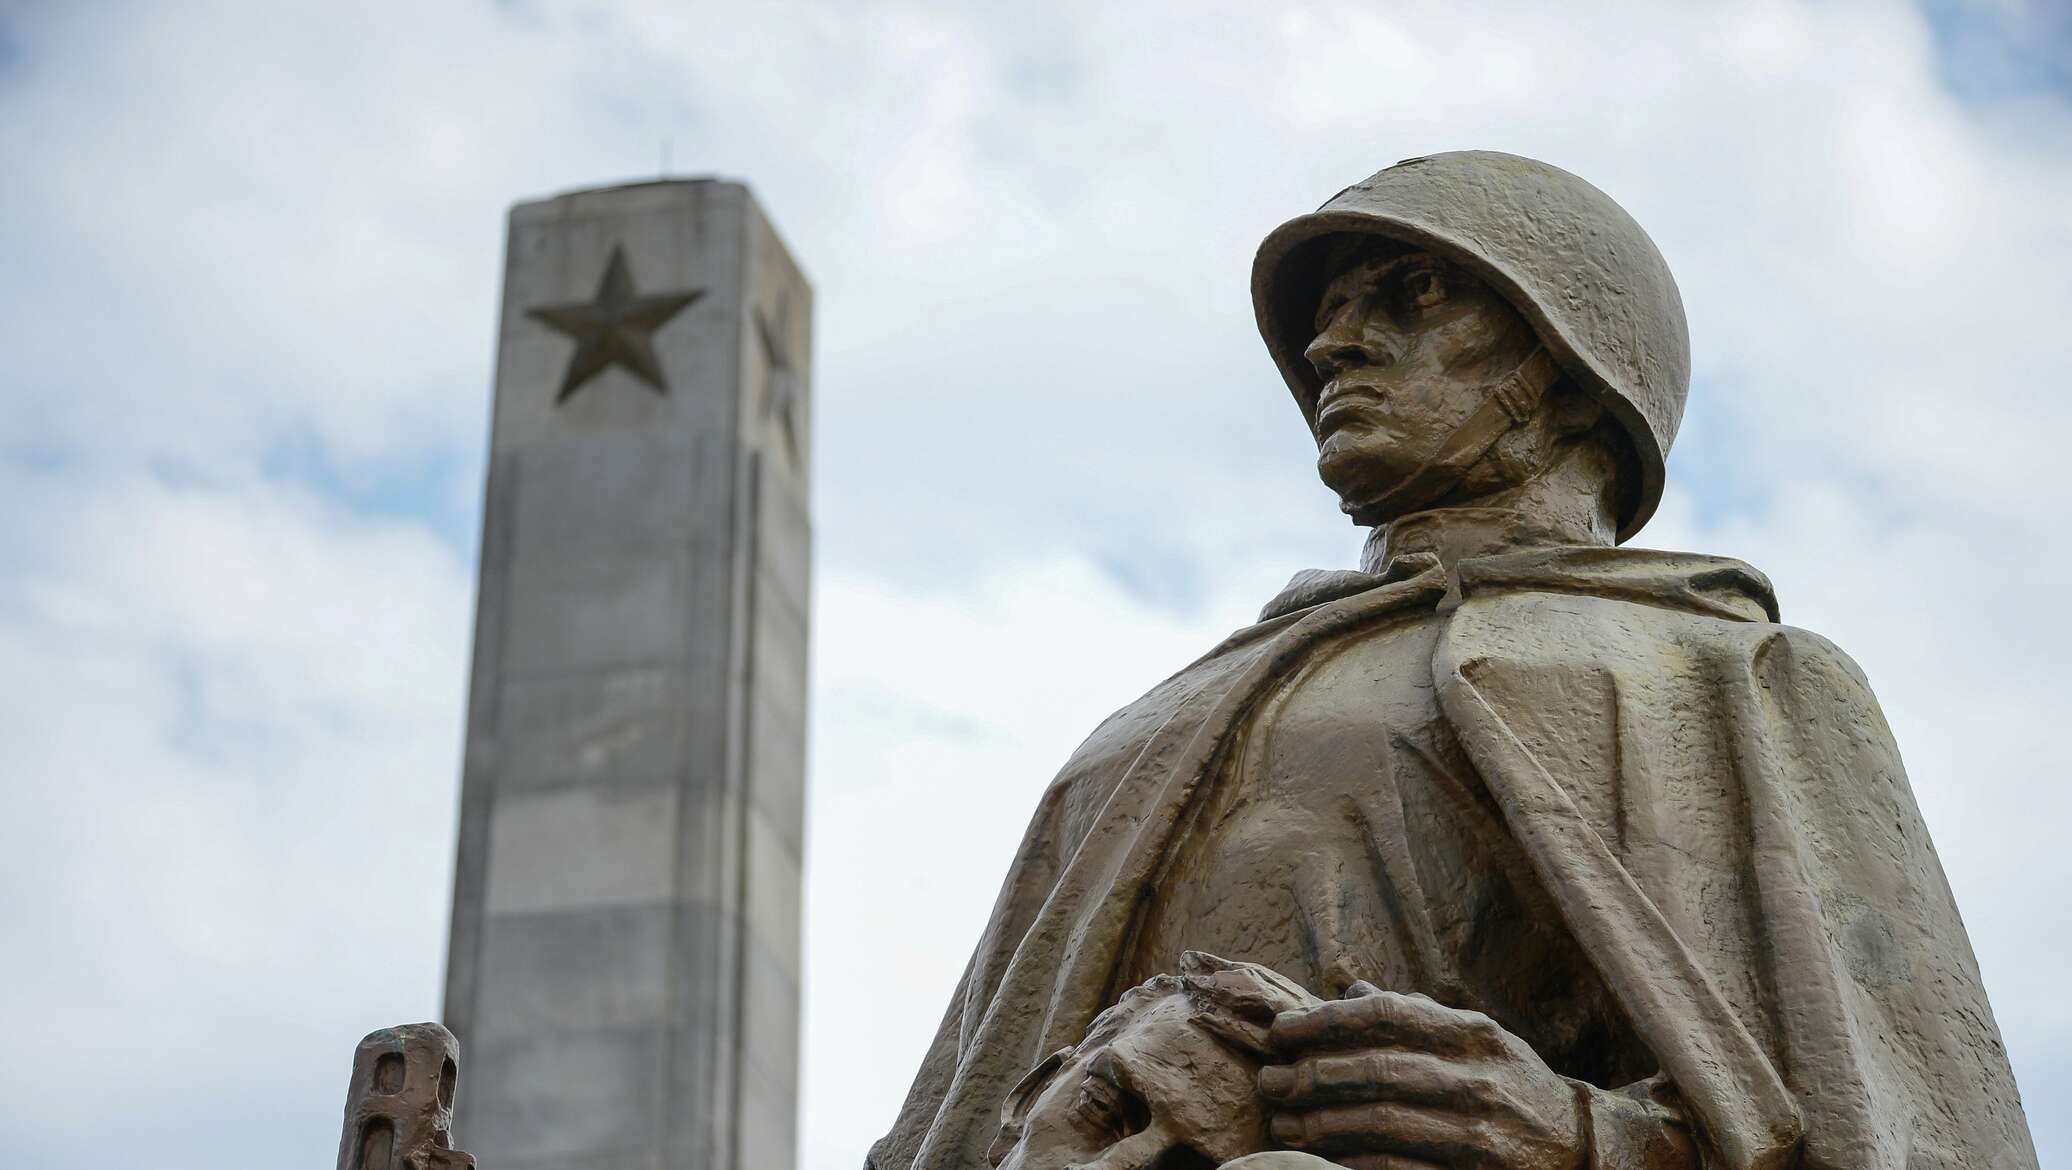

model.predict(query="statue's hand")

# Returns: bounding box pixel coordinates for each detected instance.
[1259,983,1583,1170]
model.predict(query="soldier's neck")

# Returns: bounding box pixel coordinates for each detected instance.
[1359,452,1616,575]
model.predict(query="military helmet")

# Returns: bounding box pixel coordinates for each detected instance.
[1252,151,1689,541]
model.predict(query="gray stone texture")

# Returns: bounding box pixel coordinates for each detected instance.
[444,179,810,1170]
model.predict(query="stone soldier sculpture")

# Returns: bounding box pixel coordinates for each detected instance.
[869,153,2037,1170]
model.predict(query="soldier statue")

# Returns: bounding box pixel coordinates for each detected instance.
[869,152,2037,1170]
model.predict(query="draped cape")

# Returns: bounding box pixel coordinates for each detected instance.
[867,547,2036,1170]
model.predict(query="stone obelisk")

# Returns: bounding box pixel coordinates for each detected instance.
[442,179,810,1170]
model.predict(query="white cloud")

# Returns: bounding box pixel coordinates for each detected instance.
[0,464,471,1165]
[803,560,1244,1152]
[1,1,2068,1167]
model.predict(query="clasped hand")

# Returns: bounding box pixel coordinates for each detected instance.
[1258,982,1584,1170]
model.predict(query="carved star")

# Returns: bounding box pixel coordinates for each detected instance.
[528,245,703,404]
[755,294,805,464]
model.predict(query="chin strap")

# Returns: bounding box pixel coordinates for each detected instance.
[1341,345,1561,526]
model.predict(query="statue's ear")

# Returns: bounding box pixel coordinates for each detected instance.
[1003,1047,1073,1125]
[987,1047,1074,1167]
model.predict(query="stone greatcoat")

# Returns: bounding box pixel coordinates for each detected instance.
[868,546,2035,1170]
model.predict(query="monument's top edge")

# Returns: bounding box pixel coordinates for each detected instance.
[509,175,763,218]
[551,175,732,198]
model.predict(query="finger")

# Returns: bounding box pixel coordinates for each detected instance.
[1270,990,1501,1057]
[1259,1051,1488,1107]
[1340,981,1433,1005]
[1270,1101,1473,1159]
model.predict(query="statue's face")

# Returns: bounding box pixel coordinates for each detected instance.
[991,994,1266,1170]
[1305,247,1541,516]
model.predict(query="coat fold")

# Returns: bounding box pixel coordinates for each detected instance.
[869,547,2036,1170]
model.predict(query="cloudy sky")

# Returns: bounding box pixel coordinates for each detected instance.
[3,0,2069,1166]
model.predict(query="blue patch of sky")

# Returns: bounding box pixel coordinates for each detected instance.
[163,651,225,765]
[1094,538,1207,614]
[1670,386,1927,546]
[161,644,321,775]
[999,36,1081,104]
[2007,1040,2070,1166]
[0,441,126,587]
[0,435,76,476]
[487,0,556,24]
[0,1,33,78]
[1918,0,2072,104]
[1662,374,1773,531]
[261,430,484,561]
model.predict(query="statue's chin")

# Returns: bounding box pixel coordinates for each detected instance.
[1316,446,1414,519]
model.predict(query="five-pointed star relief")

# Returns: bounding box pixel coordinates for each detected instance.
[527,244,704,404]
[755,294,805,464]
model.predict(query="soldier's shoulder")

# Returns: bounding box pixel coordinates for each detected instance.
[1450,568,1879,691]
[1458,544,1775,619]
[1444,545,1792,669]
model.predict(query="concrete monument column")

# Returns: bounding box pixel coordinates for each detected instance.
[442,179,810,1170]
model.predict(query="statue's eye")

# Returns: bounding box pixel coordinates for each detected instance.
[1313,294,1351,333]
[1405,268,1446,308]
[1075,1075,1149,1141]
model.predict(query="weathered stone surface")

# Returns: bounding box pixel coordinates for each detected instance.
[336,1023,474,1170]
[483,782,680,916]
[445,178,811,1170]
[463,1026,664,1160]
[472,905,673,1035]
[490,666,697,793]
[873,153,2036,1170]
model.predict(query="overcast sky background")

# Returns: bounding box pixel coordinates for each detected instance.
[2,1,2069,1166]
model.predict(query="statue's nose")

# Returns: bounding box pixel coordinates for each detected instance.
[1305,332,1391,378]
